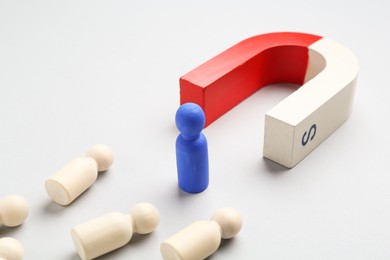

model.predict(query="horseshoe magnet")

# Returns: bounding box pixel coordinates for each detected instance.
[180,32,359,168]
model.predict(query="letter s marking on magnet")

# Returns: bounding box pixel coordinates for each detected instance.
[302,124,317,146]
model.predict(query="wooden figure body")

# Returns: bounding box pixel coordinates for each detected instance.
[45,144,114,205]
[161,208,242,260]
[175,103,209,193]
[0,195,29,227]
[71,202,159,260]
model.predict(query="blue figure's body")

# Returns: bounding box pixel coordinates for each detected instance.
[175,103,209,193]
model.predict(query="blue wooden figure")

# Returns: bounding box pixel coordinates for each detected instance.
[175,103,209,193]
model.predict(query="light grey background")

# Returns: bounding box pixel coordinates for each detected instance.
[1,0,389,259]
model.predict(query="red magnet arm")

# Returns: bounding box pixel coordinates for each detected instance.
[180,32,322,127]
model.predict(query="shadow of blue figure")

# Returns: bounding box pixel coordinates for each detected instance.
[175,103,209,193]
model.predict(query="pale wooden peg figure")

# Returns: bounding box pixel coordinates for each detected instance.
[161,208,243,260]
[71,202,160,260]
[0,237,24,260]
[0,195,29,227]
[45,144,114,206]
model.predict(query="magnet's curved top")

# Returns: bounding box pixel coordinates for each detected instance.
[180,32,359,167]
[182,32,321,92]
[180,32,358,127]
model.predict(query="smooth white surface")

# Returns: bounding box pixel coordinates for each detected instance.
[0,0,389,259]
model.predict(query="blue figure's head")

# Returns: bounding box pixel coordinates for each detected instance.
[175,103,205,140]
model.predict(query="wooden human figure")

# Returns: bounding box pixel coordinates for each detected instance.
[175,103,209,193]
[45,144,114,205]
[71,202,160,260]
[0,237,24,260]
[0,195,29,227]
[161,208,243,260]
